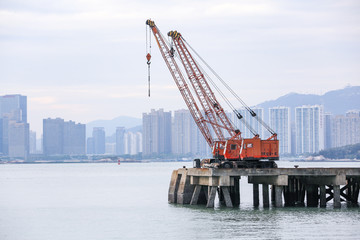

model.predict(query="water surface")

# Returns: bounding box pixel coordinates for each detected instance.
[0,161,359,239]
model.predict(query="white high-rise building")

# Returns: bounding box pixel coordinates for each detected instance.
[172,109,211,157]
[124,131,143,155]
[295,105,324,154]
[172,109,193,155]
[135,132,142,154]
[142,109,172,156]
[269,107,291,154]
[331,110,360,148]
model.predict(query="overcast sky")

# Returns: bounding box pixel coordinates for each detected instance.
[1,0,359,134]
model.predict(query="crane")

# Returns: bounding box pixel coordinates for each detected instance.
[146,19,279,168]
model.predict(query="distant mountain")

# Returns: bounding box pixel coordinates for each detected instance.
[86,116,142,137]
[257,86,360,117]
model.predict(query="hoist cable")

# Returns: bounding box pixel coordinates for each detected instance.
[182,38,276,135]
[183,39,259,137]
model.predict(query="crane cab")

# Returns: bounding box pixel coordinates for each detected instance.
[213,138,279,161]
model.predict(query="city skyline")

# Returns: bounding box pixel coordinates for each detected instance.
[2,85,359,136]
[1,93,359,159]
[1,1,359,135]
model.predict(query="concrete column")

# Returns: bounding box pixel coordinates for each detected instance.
[253,184,259,207]
[190,185,202,205]
[271,185,275,205]
[222,187,233,208]
[262,184,269,208]
[230,177,240,207]
[333,185,341,208]
[274,186,283,207]
[295,179,306,206]
[306,184,319,207]
[176,170,195,204]
[353,182,359,204]
[168,170,180,203]
[285,178,296,207]
[346,178,352,198]
[217,187,224,206]
[319,185,326,208]
[206,186,218,208]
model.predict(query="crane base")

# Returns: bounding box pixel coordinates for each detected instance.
[198,159,278,169]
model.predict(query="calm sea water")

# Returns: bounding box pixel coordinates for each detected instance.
[0,161,359,240]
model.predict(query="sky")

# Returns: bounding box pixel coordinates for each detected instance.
[1,0,359,134]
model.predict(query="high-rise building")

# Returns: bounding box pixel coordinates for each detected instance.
[0,94,29,159]
[29,130,37,154]
[331,110,360,148]
[8,121,29,158]
[63,121,86,155]
[135,132,142,154]
[125,132,133,155]
[43,118,64,155]
[122,131,142,155]
[92,127,105,154]
[0,118,3,155]
[43,118,85,155]
[87,137,94,154]
[142,109,172,156]
[172,109,210,156]
[105,143,116,155]
[1,117,9,155]
[115,127,125,155]
[269,106,291,154]
[295,105,324,154]
[172,109,193,155]
[0,94,27,123]
[324,113,332,149]
[345,110,360,145]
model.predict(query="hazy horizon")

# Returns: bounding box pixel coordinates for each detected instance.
[1,0,359,135]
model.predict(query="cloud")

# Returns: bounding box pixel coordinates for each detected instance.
[205,2,277,16]
[29,96,56,104]
[1,0,360,135]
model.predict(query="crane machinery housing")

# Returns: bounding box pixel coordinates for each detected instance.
[145,19,279,169]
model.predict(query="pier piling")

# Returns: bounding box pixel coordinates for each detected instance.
[262,184,270,208]
[319,185,327,207]
[253,184,259,207]
[168,167,360,209]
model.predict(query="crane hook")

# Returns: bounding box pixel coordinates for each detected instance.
[146,53,151,97]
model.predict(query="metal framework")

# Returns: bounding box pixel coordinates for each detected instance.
[146,20,214,147]
[168,31,239,141]
[146,19,279,162]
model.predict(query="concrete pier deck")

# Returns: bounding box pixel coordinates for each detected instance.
[168,167,360,208]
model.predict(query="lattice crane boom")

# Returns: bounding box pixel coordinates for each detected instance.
[145,20,214,147]
[168,31,240,141]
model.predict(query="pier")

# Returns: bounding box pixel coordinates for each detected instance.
[168,167,360,208]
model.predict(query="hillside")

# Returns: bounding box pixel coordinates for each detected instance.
[258,86,360,116]
[317,143,360,160]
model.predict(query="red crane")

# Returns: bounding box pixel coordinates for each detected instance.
[146,20,279,168]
